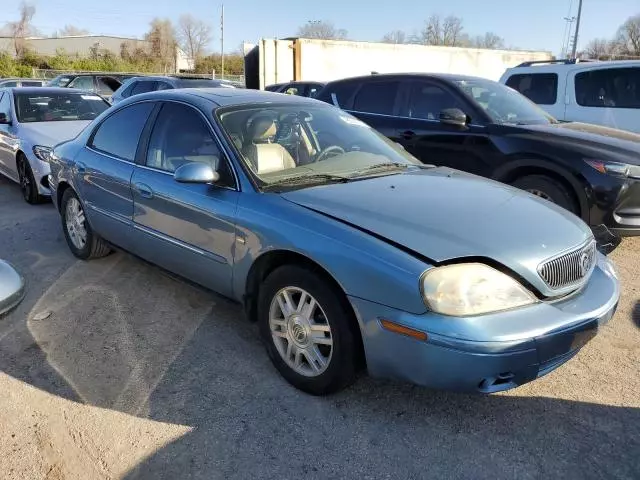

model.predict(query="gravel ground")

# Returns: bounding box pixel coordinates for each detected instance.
[0,176,639,480]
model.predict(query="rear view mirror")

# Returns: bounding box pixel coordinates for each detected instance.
[439,108,468,127]
[0,113,11,125]
[174,162,220,184]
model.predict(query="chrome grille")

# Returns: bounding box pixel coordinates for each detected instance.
[538,240,597,290]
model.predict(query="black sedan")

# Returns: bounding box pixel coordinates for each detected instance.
[316,73,640,251]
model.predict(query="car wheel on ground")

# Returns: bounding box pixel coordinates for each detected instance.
[512,174,578,215]
[17,154,43,205]
[258,265,358,395]
[61,189,111,260]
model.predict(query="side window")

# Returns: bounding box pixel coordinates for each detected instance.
[283,85,302,96]
[0,92,11,118]
[315,82,358,109]
[408,83,463,120]
[69,76,95,91]
[89,102,154,161]
[119,82,136,98]
[21,81,42,87]
[2,81,18,87]
[146,102,234,187]
[308,84,323,98]
[131,81,157,95]
[352,81,400,115]
[97,77,119,95]
[156,81,173,91]
[575,68,640,108]
[506,73,558,105]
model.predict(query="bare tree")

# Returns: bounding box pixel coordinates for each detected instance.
[616,14,640,56]
[471,32,505,49]
[582,38,618,59]
[55,25,90,37]
[381,30,407,44]
[5,2,37,58]
[422,15,465,46]
[296,20,347,40]
[177,14,212,63]
[145,18,178,73]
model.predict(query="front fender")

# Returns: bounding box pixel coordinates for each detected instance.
[232,193,430,315]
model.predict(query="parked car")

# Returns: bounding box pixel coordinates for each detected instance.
[499,59,640,133]
[48,89,619,395]
[111,76,240,104]
[0,260,25,316]
[265,81,325,98]
[0,87,111,204]
[315,73,640,249]
[47,73,123,100]
[0,78,45,87]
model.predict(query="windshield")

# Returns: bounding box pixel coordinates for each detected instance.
[217,104,423,190]
[454,78,557,125]
[47,76,72,87]
[14,92,110,123]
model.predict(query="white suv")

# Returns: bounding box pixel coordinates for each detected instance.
[499,59,640,133]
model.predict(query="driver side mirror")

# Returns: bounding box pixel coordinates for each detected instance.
[439,108,468,127]
[0,113,11,125]
[174,162,220,184]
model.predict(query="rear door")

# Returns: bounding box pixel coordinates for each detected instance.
[395,80,495,175]
[130,101,239,297]
[345,79,403,142]
[79,101,157,250]
[0,91,19,181]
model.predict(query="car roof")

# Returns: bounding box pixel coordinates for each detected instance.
[5,87,101,95]
[127,88,326,107]
[504,59,640,74]
[324,72,492,85]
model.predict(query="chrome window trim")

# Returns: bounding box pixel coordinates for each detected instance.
[344,109,486,129]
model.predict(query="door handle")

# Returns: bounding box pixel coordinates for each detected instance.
[76,162,86,174]
[400,130,416,140]
[134,182,154,199]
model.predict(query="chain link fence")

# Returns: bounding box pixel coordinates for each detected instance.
[32,69,245,85]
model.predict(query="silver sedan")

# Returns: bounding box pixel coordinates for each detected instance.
[0,87,110,204]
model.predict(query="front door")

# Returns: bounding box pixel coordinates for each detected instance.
[130,101,239,297]
[395,80,495,176]
[0,91,19,182]
[347,79,403,143]
[79,101,156,250]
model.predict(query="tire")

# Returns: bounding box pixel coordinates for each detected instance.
[60,189,111,260]
[258,265,358,395]
[512,174,579,215]
[17,154,44,205]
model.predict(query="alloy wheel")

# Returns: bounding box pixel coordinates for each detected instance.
[268,286,333,377]
[65,198,88,250]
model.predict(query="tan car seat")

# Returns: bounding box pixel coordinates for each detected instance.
[242,116,297,174]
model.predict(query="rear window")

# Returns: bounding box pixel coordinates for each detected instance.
[575,67,640,108]
[506,73,558,105]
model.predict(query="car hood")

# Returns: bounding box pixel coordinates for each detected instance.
[516,121,640,161]
[280,168,593,297]
[19,121,91,147]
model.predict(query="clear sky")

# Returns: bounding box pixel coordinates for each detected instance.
[1,0,638,55]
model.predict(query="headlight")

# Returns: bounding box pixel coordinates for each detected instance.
[32,145,55,163]
[585,160,640,179]
[421,263,538,317]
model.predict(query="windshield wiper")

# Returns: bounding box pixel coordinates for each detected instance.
[349,162,432,177]
[262,173,350,191]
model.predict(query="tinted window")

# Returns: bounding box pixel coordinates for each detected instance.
[97,77,120,94]
[21,81,42,87]
[408,83,463,120]
[353,81,400,115]
[131,81,157,95]
[575,67,640,108]
[2,81,18,87]
[308,84,323,98]
[118,81,136,99]
[156,81,173,91]
[506,73,558,105]
[90,102,154,161]
[69,76,95,91]
[283,84,303,96]
[146,102,233,186]
[315,82,358,108]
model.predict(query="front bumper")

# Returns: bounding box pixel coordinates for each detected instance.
[27,154,52,197]
[349,255,620,393]
[590,176,640,237]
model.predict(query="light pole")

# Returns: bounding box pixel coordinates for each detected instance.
[570,0,583,59]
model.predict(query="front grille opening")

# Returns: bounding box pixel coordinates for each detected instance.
[538,240,596,290]
[40,175,50,189]
[478,372,515,393]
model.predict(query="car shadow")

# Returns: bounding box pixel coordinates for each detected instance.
[633,301,640,329]
[0,196,638,479]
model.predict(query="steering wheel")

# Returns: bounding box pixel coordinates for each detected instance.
[315,145,345,162]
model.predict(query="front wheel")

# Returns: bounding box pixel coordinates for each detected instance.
[61,189,111,260]
[512,174,579,215]
[258,265,358,395]
[17,155,44,205]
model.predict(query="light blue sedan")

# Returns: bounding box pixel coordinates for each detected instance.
[48,89,620,395]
